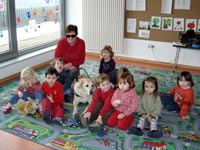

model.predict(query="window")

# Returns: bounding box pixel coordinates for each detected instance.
[0,0,65,62]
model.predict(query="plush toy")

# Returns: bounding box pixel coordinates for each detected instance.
[17,97,39,115]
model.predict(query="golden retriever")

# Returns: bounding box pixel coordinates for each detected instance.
[72,77,95,117]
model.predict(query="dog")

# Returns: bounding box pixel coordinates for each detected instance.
[72,77,95,117]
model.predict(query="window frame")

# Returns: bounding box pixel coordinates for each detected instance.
[0,0,66,63]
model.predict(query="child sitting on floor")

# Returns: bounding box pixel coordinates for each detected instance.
[160,71,194,120]
[74,74,115,132]
[128,76,163,138]
[3,67,43,114]
[42,67,65,125]
[50,58,74,102]
[107,71,138,130]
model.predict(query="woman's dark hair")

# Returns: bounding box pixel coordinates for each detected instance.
[65,24,78,35]
[177,71,194,87]
[141,76,158,96]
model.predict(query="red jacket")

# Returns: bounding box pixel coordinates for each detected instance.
[42,81,64,104]
[54,37,85,66]
[87,87,115,116]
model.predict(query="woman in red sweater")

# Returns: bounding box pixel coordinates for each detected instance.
[54,24,85,102]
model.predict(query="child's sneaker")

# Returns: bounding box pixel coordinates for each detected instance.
[88,122,102,133]
[43,110,51,124]
[128,126,144,136]
[147,130,163,138]
[52,117,63,125]
[74,113,88,128]
[3,107,12,114]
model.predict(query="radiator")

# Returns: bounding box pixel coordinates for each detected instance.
[82,0,124,53]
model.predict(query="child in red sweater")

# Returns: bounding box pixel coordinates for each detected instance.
[42,67,65,125]
[161,71,194,119]
[74,74,115,132]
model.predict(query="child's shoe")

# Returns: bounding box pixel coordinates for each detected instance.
[88,122,102,133]
[147,130,163,138]
[43,110,51,124]
[52,117,63,125]
[128,126,144,136]
[74,113,88,128]
[3,107,12,114]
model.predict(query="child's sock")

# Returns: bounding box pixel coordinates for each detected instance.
[137,117,145,130]
[150,118,157,131]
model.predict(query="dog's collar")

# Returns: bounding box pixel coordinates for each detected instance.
[74,92,83,98]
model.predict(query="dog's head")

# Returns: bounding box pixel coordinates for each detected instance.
[73,77,95,96]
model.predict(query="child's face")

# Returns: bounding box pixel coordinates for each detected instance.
[99,80,111,92]
[118,79,130,91]
[101,50,111,60]
[46,74,57,87]
[144,81,155,94]
[54,60,64,73]
[179,77,190,89]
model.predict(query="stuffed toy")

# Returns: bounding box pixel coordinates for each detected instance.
[17,97,39,115]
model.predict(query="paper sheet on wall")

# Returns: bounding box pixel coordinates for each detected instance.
[161,0,172,14]
[126,0,146,11]
[174,0,191,10]
[127,18,136,33]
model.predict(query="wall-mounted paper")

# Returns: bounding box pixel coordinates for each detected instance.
[174,0,191,10]
[161,0,172,14]
[127,18,137,33]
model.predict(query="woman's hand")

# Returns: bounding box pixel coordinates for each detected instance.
[83,112,91,120]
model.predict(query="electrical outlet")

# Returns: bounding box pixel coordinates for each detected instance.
[148,44,155,49]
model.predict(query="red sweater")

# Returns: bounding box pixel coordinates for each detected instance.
[87,87,115,116]
[42,81,64,104]
[54,37,85,66]
[16,80,42,95]
[170,84,194,107]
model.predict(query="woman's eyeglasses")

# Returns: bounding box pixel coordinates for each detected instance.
[66,34,76,38]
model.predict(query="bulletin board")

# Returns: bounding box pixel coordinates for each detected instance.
[124,0,200,42]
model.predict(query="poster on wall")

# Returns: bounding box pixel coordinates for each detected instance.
[174,0,191,10]
[162,17,173,30]
[161,0,172,14]
[138,21,150,38]
[151,16,161,29]
[127,18,137,33]
[185,19,197,32]
[173,18,184,31]
[198,20,200,33]
[126,0,146,11]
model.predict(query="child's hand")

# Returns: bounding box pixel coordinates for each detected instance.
[83,112,91,120]
[47,94,54,103]
[17,91,23,98]
[117,113,125,119]
[113,99,121,107]
[96,115,103,125]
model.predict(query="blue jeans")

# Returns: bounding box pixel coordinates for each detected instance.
[9,91,43,105]
[160,93,180,112]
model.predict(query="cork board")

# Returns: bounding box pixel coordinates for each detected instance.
[124,0,200,42]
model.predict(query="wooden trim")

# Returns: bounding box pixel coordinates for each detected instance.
[1,52,199,85]
[0,60,52,85]
[86,52,200,75]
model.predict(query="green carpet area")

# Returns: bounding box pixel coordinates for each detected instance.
[0,60,200,150]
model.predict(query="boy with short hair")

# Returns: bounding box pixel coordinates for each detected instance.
[42,67,65,125]
[74,74,115,132]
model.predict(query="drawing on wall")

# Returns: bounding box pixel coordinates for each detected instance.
[197,19,200,32]
[127,18,137,33]
[138,21,150,38]
[151,16,161,29]
[174,0,191,10]
[162,17,173,30]
[173,18,184,31]
[185,19,197,32]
